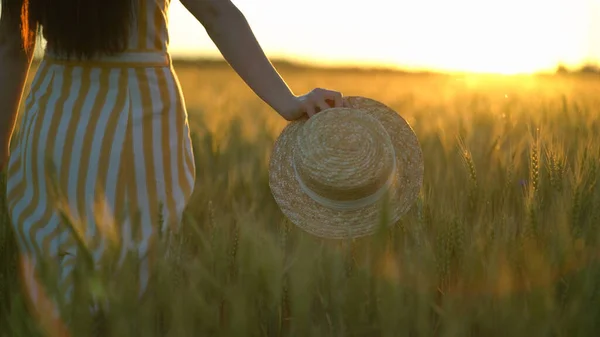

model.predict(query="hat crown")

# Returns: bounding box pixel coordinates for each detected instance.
[293,108,397,206]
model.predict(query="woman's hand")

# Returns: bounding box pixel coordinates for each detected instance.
[181,1,345,123]
[279,88,345,121]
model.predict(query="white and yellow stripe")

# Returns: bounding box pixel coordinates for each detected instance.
[4,0,195,318]
[129,0,171,51]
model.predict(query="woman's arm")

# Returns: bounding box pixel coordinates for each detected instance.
[0,5,37,169]
[180,0,343,121]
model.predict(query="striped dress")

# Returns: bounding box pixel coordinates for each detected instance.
[5,0,195,316]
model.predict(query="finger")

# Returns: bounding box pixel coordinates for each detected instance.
[316,100,330,113]
[323,90,343,108]
[306,104,316,118]
[332,92,343,107]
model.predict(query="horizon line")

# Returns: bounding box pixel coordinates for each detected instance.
[30,53,599,76]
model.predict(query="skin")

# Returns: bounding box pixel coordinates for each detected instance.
[0,0,344,170]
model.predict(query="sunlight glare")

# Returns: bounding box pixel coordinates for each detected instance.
[166,0,596,74]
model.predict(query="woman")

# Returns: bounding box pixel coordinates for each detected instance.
[0,0,343,321]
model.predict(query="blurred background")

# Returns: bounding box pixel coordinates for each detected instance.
[21,0,600,75]
[2,1,600,336]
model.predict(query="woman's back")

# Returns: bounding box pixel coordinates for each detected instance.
[1,0,344,331]
[5,0,196,322]
[125,0,171,53]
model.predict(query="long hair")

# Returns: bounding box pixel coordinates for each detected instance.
[1,0,136,59]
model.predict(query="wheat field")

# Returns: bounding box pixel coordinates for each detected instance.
[1,61,600,337]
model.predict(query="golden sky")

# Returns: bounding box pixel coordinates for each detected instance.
[168,0,599,74]
[1,0,597,74]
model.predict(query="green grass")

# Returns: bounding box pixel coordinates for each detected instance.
[1,64,600,336]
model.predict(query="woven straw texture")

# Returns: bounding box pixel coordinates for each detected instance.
[269,96,423,239]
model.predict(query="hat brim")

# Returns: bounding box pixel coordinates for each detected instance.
[269,96,424,239]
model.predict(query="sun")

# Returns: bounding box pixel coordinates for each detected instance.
[166,0,590,75]
[377,0,572,74]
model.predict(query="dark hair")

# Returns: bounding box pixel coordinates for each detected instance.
[1,0,135,59]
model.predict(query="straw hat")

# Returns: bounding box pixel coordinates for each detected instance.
[269,96,424,239]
